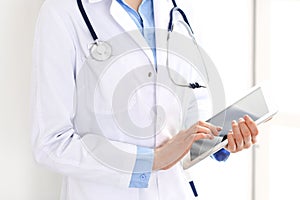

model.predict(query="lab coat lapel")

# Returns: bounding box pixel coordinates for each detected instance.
[110,0,155,68]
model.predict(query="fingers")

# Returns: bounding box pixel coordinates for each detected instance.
[244,115,259,144]
[197,121,220,136]
[188,125,214,140]
[226,120,244,152]
[232,120,244,151]
[226,115,259,153]
[226,131,236,152]
[182,121,221,141]
[192,132,214,140]
[238,118,252,149]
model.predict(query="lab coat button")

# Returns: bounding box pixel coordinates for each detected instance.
[148,72,152,78]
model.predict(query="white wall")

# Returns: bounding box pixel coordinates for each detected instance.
[0,0,61,199]
[185,1,254,199]
[256,0,300,199]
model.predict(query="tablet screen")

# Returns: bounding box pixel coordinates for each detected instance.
[190,87,269,161]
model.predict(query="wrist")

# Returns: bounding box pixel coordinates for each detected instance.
[152,147,161,171]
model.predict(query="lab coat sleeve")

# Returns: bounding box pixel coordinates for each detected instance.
[31,2,152,188]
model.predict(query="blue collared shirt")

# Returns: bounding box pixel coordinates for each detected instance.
[116,0,156,64]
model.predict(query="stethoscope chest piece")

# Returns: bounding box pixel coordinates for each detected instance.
[90,41,112,61]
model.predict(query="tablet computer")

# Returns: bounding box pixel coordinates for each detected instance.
[182,83,278,169]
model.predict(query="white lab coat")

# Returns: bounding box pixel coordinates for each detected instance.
[31,0,212,199]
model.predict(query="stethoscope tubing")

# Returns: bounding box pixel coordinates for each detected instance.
[77,0,98,42]
[168,7,193,34]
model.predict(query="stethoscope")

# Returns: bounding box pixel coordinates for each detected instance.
[77,0,208,89]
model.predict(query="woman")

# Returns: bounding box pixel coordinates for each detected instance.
[31,0,259,199]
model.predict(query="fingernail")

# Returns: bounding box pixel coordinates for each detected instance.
[232,120,237,124]
[217,126,222,131]
[239,118,244,122]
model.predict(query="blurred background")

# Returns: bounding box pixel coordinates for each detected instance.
[0,0,299,199]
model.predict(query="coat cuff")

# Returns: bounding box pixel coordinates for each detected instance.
[129,146,154,188]
[211,148,230,162]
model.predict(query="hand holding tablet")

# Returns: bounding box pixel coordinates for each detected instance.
[182,83,278,169]
[226,114,259,153]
